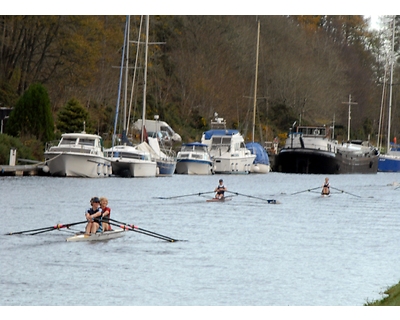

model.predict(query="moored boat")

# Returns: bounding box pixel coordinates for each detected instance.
[66,229,125,242]
[104,143,157,177]
[274,125,379,174]
[245,142,270,173]
[175,142,213,175]
[378,143,400,172]
[44,132,111,178]
[201,116,255,174]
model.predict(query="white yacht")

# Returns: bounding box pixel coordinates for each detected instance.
[201,117,255,174]
[44,132,111,178]
[175,142,213,175]
[104,143,157,178]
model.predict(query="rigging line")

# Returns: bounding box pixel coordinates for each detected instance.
[127,15,143,134]
[111,15,129,152]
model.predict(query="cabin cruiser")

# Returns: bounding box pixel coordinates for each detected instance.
[44,132,111,178]
[175,142,213,175]
[201,117,255,174]
[104,143,157,178]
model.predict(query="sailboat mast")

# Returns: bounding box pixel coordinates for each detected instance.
[112,15,129,150]
[387,17,395,152]
[252,19,260,143]
[123,16,130,133]
[141,15,150,143]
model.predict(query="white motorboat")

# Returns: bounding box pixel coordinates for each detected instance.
[104,143,157,177]
[175,142,213,175]
[66,229,125,242]
[201,117,255,174]
[44,132,111,178]
[139,136,177,177]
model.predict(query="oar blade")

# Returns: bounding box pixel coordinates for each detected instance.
[7,221,87,236]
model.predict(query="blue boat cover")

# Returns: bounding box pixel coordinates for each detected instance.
[182,142,209,147]
[245,142,270,165]
[203,129,239,140]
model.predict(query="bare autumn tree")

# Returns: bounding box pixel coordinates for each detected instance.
[0,15,124,112]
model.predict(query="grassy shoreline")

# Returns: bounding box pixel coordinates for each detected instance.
[365,281,400,306]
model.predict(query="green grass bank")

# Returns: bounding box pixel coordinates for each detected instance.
[365,281,400,306]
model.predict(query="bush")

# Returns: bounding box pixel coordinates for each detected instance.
[0,134,41,164]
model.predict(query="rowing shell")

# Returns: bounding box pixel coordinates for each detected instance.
[206,197,232,203]
[66,229,125,242]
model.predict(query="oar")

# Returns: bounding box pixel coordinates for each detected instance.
[226,191,280,204]
[153,191,215,200]
[108,218,179,242]
[330,186,361,198]
[290,187,321,195]
[7,221,87,235]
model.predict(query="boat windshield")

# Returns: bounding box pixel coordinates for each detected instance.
[78,139,95,147]
[60,138,77,145]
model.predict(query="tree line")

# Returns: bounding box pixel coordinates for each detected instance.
[0,15,399,162]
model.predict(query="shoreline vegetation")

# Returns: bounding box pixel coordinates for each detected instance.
[365,281,400,306]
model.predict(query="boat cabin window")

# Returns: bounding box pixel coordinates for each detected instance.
[210,136,231,152]
[297,127,326,136]
[78,139,95,147]
[179,154,189,159]
[194,145,207,152]
[211,136,231,146]
[60,137,77,145]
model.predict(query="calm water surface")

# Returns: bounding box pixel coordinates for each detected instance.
[1,172,400,306]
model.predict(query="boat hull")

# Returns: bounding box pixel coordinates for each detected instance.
[250,163,270,173]
[105,145,157,177]
[111,159,156,177]
[274,148,378,174]
[45,152,111,178]
[206,197,232,202]
[378,154,400,172]
[213,156,255,174]
[66,230,125,242]
[175,159,213,175]
[157,159,177,176]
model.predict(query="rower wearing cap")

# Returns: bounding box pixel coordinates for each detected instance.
[214,179,227,199]
[84,196,103,234]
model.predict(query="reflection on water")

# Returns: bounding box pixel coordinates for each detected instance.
[1,173,400,306]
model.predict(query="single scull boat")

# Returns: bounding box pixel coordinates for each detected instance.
[206,197,232,203]
[66,229,125,242]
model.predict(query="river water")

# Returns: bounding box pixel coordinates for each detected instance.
[1,172,400,308]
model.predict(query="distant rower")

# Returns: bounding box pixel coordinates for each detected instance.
[214,179,227,199]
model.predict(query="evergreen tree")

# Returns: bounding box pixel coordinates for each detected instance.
[56,98,91,134]
[6,83,54,142]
